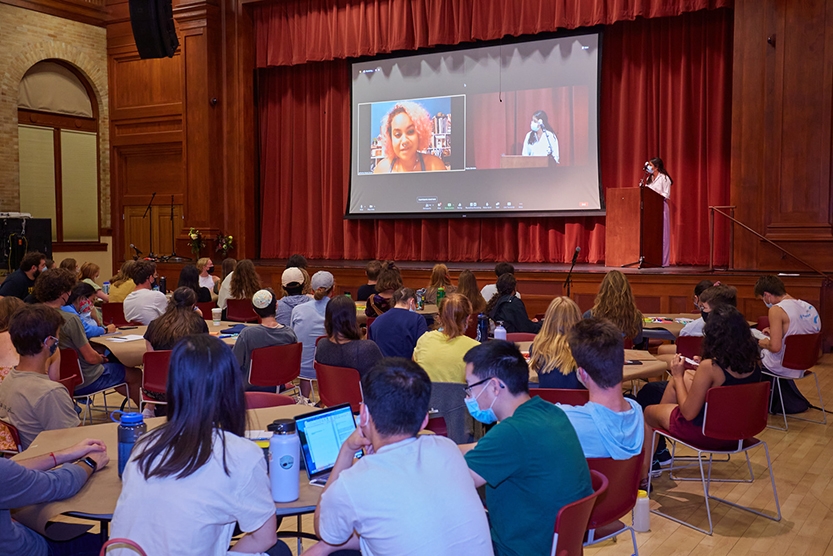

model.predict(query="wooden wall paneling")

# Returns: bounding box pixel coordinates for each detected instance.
[122,204,183,259]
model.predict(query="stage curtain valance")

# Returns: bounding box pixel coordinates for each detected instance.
[257,8,733,264]
[254,0,731,67]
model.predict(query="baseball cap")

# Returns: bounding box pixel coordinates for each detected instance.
[311,271,334,290]
[281,267,305,287]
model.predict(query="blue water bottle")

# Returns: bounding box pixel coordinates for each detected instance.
[111,411,147,478]
[477,314,490,342]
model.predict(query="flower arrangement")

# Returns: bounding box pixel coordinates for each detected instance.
[188,227,205,255]
[215,232,234,257]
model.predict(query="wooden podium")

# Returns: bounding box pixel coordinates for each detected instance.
[499,155,549,168]
[605,186,665,267]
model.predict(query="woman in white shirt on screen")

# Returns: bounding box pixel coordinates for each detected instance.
[522,110,559,164]
[644,157,673,267]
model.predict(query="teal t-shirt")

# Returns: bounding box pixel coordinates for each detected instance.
[465,396,592,556]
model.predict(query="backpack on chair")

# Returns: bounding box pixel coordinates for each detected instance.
[767,375,811,415]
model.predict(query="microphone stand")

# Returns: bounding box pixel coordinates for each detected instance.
[564,250,579,298]
[142,192,157,260]
[162,195,190,263]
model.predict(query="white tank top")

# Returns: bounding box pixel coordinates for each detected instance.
[762,298,820,378]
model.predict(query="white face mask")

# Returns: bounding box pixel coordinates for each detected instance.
[646,164,654,173]
[530,121,541,132]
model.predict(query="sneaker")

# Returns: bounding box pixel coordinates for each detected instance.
[650,459,663,478]
[655,447,673,467]
[294,395,315,406]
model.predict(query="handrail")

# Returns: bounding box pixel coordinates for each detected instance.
[709,206,830,278]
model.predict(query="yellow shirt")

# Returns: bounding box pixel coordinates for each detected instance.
[413,330,479,383]
[108,281,136,303]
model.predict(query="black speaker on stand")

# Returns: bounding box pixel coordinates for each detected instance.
[129,0,179,59]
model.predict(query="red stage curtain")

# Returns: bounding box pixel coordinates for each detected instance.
[258,9,733,264]
[254,0,732,68]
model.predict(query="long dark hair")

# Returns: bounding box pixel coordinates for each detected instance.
[134,334,246,479]
[527,110,553,145]
[325,295,362,341]
[648,156,673,185]
[177,264,202,296]
[485,273,516,316]
[701,305,760,375]
[144,287,204,350]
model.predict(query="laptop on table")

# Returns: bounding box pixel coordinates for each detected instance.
[294,403,363,486]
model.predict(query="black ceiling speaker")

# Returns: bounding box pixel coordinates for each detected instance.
[129,0,180,59]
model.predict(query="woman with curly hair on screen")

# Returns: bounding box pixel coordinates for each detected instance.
[373,101,446,173]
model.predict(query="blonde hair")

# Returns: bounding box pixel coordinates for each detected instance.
[79,262,100,281]
[301,268,313,296]
[590,270,642,340]
[437,293,472,340]
[111,260,137,287]
[196,257,211,271]
[530,297,581,375]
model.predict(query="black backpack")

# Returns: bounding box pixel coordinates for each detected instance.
[767,375,811,415]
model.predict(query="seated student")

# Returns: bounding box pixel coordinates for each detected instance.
[0,297,25,383]
[480,262,520,301]
[221,259,262,312]
[1,438,109,555]
[485,273,541,334]
[123,261,168,325]
[110,335,290,556]
[107,260,137,304]
[529,296,583,389]
[370,287,428,359]
[37,268,142,408]
[308,358,493,556]
[196,257,220,293]
[460,341,592,556]
[456,270,487,315]
[413,293,479,383]
[62,283,117,339]
[365,262,402,317]
[0,251,45,300]
[177,264,213,303]
[276,267,311,326]
[291,271,334,401]
[424,263,457,305]
[642,305,762,483]
[0,305,80,449]
[79,262,109,303]
[561,318,644,459]
[216,258,236,296]
[584,270,643,346]
[232,288,297,391]
[356,260,381,302]
[315,295,383,378]
[59,258,78,276]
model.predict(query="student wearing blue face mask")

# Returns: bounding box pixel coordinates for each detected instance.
[459,341,591,556]
[0,305,79,450]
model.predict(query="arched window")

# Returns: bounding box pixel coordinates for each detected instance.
[18,60,101,246]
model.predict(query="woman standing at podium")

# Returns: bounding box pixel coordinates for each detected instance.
[522,110,559,163]
[644,157,673,267]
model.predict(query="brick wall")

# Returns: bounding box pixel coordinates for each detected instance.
[0,3,110,228]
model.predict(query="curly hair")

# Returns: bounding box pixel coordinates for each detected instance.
[484,273,516,316]
[375,262,402,293]
[33,268,77,303]
[380,101,433,159]
[530,297,581,376]
[230,259,261,300]
[701,305,760,374]
[590,270,642,340]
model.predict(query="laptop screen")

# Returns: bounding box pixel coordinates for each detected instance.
[295,403,361,480]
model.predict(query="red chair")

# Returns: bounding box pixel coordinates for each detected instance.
[100,538,147,555]
[764,332,825,430]
[648,381,781,535]
[141,350,172,411]
[674,335,702,360]
[57,367,82,398]
[248,343,302,394]
[314,361,362,413]
[101,302,137,326]
[195,301,216,320]
[245,391,296,409]
[60,349,128,425]
[756,316,770,331]
[507,332,536,342]
[424,413,448,437]
[0,418,22,455]
[551,469,608,556]
[585,454,643,554]
[532,388,589,406]
[464,316,477,339]
[225,299,258,323]
[366,316,376,339]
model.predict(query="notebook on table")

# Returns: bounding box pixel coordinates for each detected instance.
[294,403,363,486]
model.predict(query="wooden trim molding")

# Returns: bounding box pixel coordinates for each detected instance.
[52,241,109,252]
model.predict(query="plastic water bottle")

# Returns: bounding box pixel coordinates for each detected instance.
[112,411,146,478]
[476,314,490,342]
[268,419,300,502]
[633,489,650,532]
[494,321,507,341]
[103,281,110,294]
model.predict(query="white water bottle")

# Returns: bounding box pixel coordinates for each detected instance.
[494,321,507,341]
[268,419,300,502]
[632,489,650,532]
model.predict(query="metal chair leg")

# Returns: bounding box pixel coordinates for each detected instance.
[766,377,789,431]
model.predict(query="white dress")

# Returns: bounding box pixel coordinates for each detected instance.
[522,130,559,163]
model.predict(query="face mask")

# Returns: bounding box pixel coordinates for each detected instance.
[701,310,709,322]
[763,296,774,308]
[44,336,59,356]
[465,382,499,424]
[206,266,215,274]
[646,165,654,173]
[530,121,541,132]
[79,299,93,314]
[40,265,47,272]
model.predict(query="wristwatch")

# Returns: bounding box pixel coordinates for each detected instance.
[77,456,98,473]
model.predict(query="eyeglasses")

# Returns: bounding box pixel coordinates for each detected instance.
[464,376,495,397]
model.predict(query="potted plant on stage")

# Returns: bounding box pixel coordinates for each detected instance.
[215,232,234,258]
[188,227,206,256]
